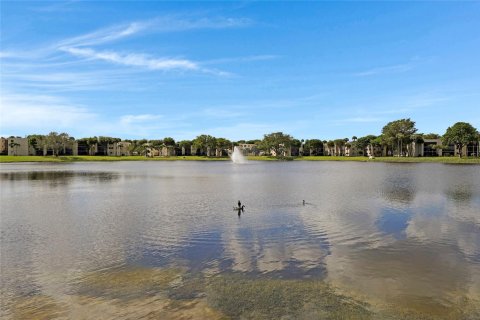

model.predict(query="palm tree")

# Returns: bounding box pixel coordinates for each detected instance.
[396,133,405,157]
[149,140,163,156]
[59,133,72,155]
[27,135,40,155]
[326,141,335,156]
[46,132,66,156]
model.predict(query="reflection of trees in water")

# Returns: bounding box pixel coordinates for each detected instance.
[445,185,473,203]
[0,172,118,186]
[383,185,415,203]
[381,173,416,204]
[441,166,479,205]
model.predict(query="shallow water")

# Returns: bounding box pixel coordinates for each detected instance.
[1,161,479,319]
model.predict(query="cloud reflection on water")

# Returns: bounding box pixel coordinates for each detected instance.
[1,161,479,317]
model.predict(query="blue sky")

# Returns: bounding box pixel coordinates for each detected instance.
[1,1,479,141]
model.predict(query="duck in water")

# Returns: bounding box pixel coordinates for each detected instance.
[235,201,245,212]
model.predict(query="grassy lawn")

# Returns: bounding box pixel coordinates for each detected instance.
[1,155,479,164]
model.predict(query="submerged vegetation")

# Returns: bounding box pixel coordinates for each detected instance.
[4,267,479,319]
[206,275,372,319]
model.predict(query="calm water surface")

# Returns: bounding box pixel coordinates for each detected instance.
[1,161,479,319]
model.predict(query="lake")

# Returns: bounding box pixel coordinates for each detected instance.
[1,161,479,319]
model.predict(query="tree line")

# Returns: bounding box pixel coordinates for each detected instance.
[6,120,480,157]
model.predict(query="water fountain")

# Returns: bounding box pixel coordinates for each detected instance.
[231,146,247,164]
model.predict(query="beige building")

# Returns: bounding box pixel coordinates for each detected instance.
[161,146,175,156]
[270,144,291,157]
[0,137,7,155]
[7,137,33,156]
[107,142,131,156]
[238,143,260,156]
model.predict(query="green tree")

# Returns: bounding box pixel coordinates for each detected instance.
[259,132,293,157]
[178,140,192,155]
[97,136,121,155]
[382,118,417,156]
[423,133,440,139]
[149,139,164,156]
[326,140,335,156]
[45,132,64,156]
[78,137,98,155]
[163,137,175,146]
[178,140,192,149]
[333,139,346,156]
[138,143,150,157]
[27,134,46,155]
[59,133,74,155]
[411,134,424,144]
[305,139,323,156]
[192,134,216,156]
[443,122,478,158]
[371,136,385,148]
[216,137,232,150]
[355,135,377,156]
[8,140,20,156]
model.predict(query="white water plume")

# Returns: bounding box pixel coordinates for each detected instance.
[231,146,247,164]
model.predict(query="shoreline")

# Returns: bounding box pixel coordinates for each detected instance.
[1,155,479,164]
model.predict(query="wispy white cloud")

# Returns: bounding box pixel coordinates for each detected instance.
[0,91,197,138]
[0,92,97,135]
[58,16,252,48]
[120,114,163,125]
[151,16,252,32]
[54,15,252,75]
[1,14,256,95]
[58,22,150,47]
[0,51,16,59]
[353,64,412,77]
[2,70,128,91]
[61,47,199,71]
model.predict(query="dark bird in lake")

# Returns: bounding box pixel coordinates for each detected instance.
[234,204,245,211]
